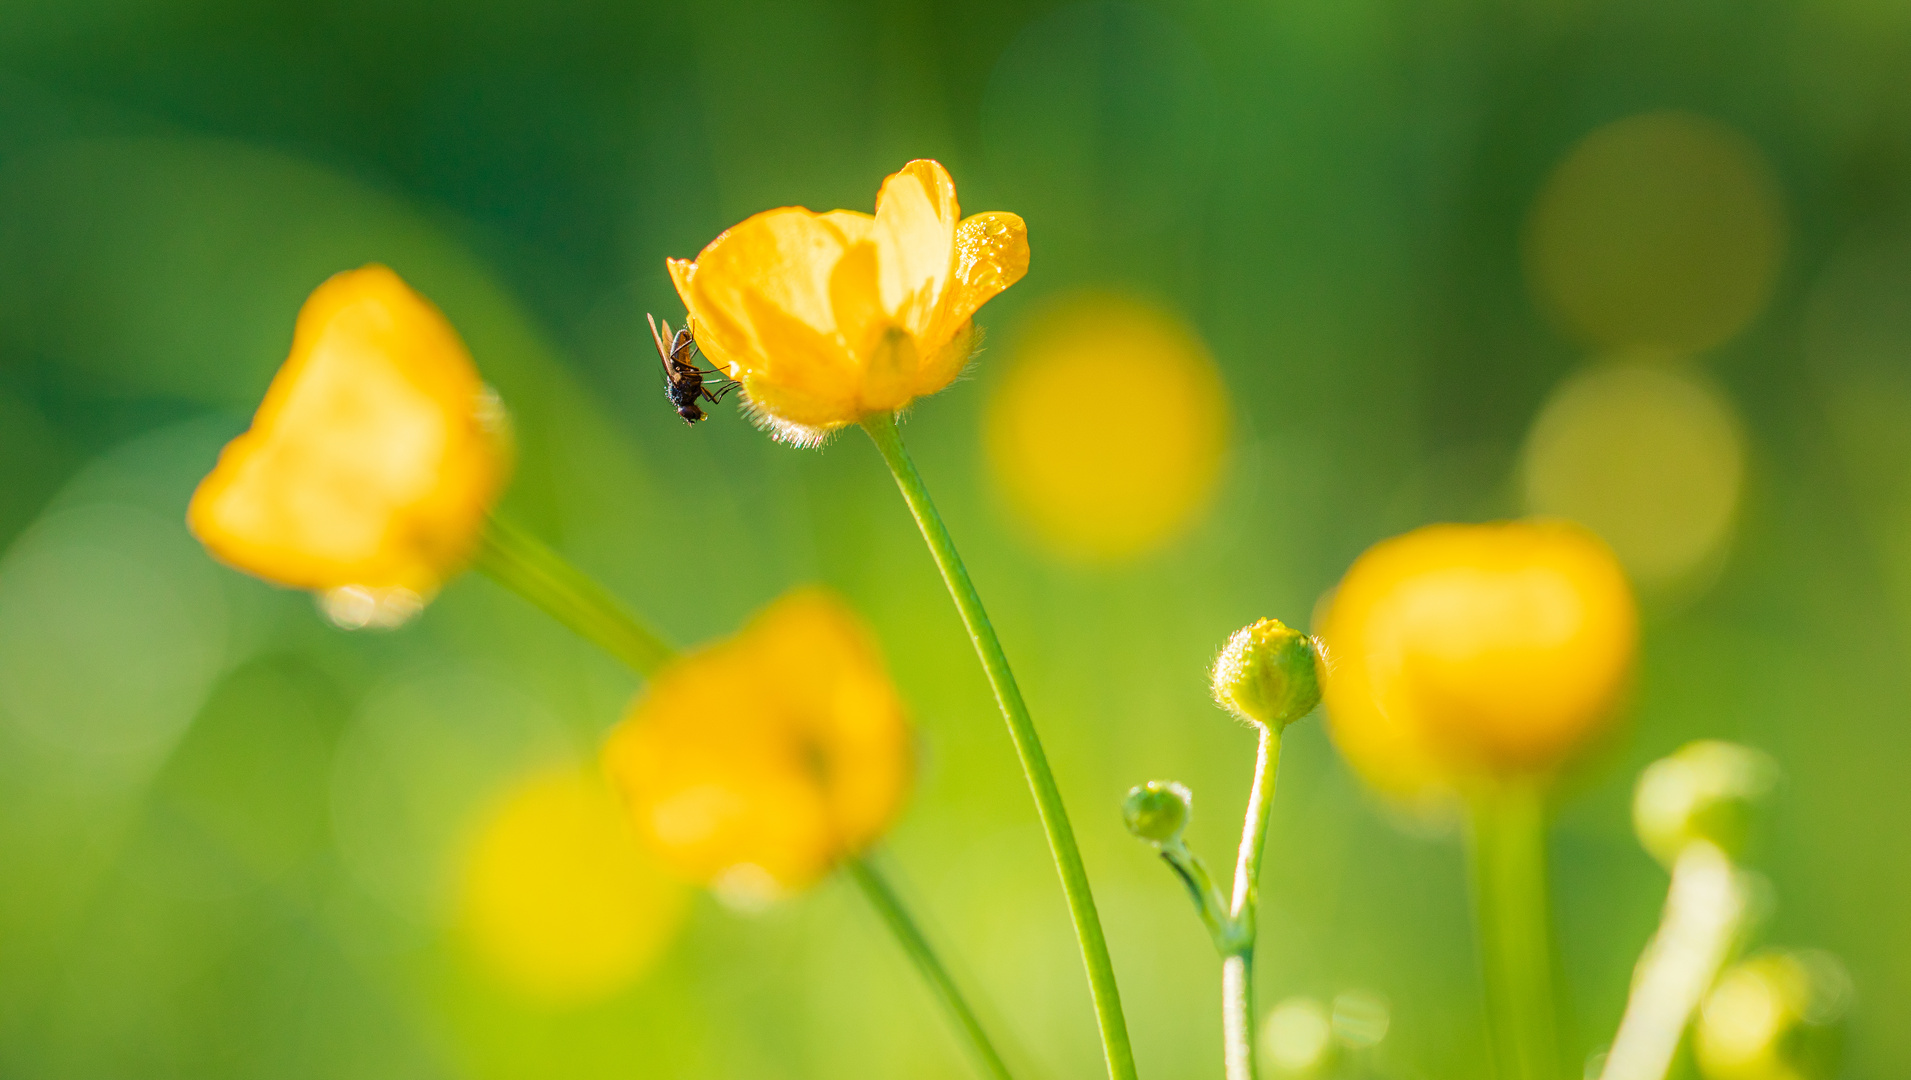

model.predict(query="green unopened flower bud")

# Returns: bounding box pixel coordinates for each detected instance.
[1696,951,1851,1080]
[1122,780,1192,844]
[1211,618,1321,729]
[1634,740,1778,866]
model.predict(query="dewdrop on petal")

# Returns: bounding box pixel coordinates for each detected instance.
[1122,780,1192,845]
[1634,740,1779,867]
[1211,618,1321,729]
[188,265,511,626]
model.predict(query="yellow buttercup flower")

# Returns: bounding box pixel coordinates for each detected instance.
[1316,521,1638,798]
[668,159,1029,444]
[188,265,510,624]
[458,768,689,1003]
[602,588,913,905]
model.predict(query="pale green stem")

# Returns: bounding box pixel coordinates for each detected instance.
[1596,841,1748,1080]
[1466,783,1561,1080]
[848,856,1018,1080]
[1222,726,1284,1080]
[1229,727,1285,934]
[475,516,674,677]
[477,513,1014,1077]
[860,412,1139,1080]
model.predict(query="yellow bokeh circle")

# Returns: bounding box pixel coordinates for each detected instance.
[1521,362,1746,590]
[1525,111,1786,353]
[984,294,1228,562]
[458,768,689,1004]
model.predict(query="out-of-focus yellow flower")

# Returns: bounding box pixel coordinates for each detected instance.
[668,159,1028,445]
[188,265,510,624]
[985,295,1226,561]
[602,588,913,906]
[1316,521,1638,798]
[458,768,688,1003]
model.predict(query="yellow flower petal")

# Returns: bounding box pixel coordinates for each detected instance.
[187,265,509,597]
[948,211,1031,328]
[1317,520,1637,798]
[602,588,913,896]
[872,159,960,340]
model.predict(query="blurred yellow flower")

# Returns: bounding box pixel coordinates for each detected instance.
[668,159,1029,445]
[1316,521,1638,797]
[188,265,510,623]
[985,295,1226,561]
[458,768,688,1003]
[602,588,913,905]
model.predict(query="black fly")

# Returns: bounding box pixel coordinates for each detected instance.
[648,313,736,425]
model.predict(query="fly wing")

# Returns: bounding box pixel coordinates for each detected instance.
[670,327,699,367]
[647,313,679,381]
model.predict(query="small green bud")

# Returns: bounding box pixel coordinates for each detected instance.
[1634,740,1778,866]
[1696,951,1851,1080]
[1211,618,1321,729]
[1122,780,1192,844]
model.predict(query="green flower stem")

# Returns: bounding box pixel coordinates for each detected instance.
[478,514,1018,1077]
[860,412,1138,1080]
[474,516,674,677]
[847,856,1018,1080]
[1222,955,1255,1080]
[1229,727,1285,938]
[1156,841,1232,949]
[1466,782,1562,1080]
[1222,725,1285,1080]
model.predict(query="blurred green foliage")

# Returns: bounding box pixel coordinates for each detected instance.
[2,0,1910,1077]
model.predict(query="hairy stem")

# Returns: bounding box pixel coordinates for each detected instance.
[1223,726,1284,1080]
[861,412,1138,1080]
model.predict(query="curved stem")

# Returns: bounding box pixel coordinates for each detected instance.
[860,412,1138,1080]
[1597,842,1747,1080]
[1466,783,1561,1080]
[1157,841,1232,950]
[1221,726,1284,1080]
[474,516,675,677]
[848,856,1018,1080]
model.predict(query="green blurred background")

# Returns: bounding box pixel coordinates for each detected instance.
[1,0,1907,1077]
